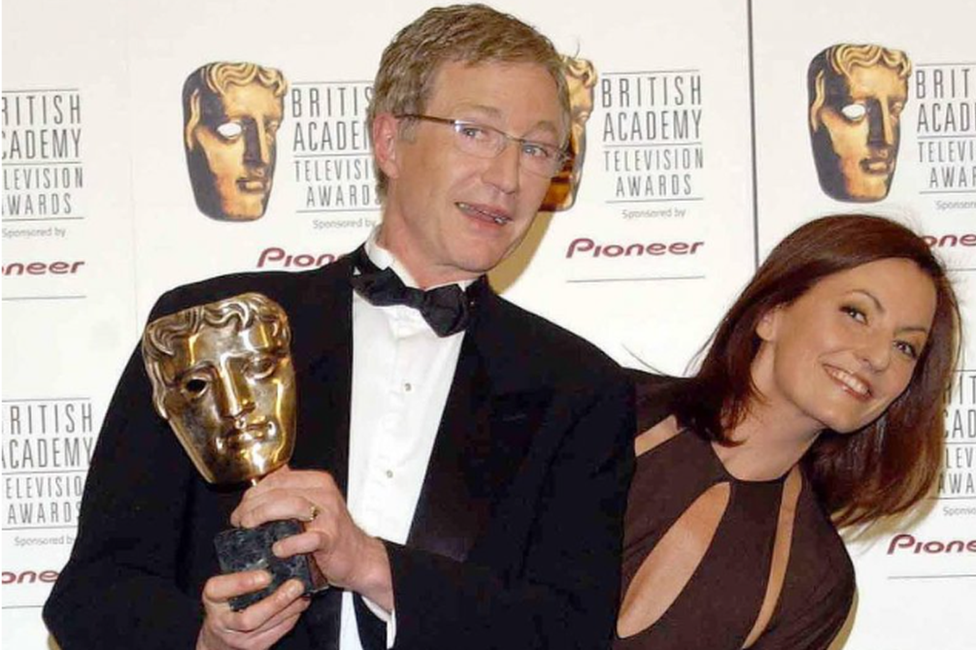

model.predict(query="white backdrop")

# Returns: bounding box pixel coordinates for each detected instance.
[2,1,974,648]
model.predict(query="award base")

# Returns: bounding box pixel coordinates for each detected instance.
[214,519,326,611]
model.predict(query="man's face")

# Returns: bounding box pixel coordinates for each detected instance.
[378,60,566,286]
[811,65,907,202]
[188,82,283,220]
[156,319,296,484]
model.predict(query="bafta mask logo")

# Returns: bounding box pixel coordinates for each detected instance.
[541,56,597,212]
[142,293,296,484]
[808,44,911,202]
[183,62,288,221]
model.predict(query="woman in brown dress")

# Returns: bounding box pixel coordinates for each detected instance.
[618,215,959,650]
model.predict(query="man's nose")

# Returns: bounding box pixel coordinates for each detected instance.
[482,140,521,194]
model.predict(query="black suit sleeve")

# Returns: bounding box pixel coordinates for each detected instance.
[385,371,635,650]
[41,286,239,649]
[42,341,205,649]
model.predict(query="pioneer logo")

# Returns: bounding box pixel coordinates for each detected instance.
[256,247,336,269]
[886,533,976,555]
[2,260,85,275]
[921,233,976,248]
[566,237,704,259]
[1,569,60,584]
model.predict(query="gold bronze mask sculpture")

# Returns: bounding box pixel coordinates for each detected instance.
[143,293,321,609]
[541,55,597,212]
[182,62,287,221]
[142,292,296,484]
[808,43,911,202]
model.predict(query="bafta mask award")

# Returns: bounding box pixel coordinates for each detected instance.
[142,292,323,610]
[807,43,911,202]
[540,55,597,212]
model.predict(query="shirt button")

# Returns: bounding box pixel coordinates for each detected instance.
[404,382,412,392]
[385,469,394,478]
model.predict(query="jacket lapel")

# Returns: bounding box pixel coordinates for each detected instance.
[289,257,355,495]
[287,258,355,650]
[406,290,550,562]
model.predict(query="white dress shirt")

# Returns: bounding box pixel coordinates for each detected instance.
[339,231,471,650]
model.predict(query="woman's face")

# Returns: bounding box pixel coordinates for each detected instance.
[751,258,937,435]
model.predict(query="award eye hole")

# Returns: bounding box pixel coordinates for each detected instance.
[216,122,243,139]
[840,103,866,121]
[183,378,208,396]
[247,356,278,379]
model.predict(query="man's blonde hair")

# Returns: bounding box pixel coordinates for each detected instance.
[367,4,570,198]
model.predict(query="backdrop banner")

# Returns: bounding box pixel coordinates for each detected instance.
[3,1,973,648]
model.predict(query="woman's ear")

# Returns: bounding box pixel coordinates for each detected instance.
[756,306,783,342]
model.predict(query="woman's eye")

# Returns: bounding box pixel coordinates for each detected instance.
[895,340,919,360]
[841,305,867,323]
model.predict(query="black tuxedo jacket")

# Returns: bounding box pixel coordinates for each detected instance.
[44,256,635,650]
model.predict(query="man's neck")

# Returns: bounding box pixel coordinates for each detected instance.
[373,224,479,289]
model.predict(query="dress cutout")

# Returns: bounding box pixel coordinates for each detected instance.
[615,424,854,650]
[618,481,731,638]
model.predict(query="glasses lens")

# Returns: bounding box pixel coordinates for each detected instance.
[519,142,565,177]
[451,123,502,158]
[449,120,565,177]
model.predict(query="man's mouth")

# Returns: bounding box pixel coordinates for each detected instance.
[458,202,512,226]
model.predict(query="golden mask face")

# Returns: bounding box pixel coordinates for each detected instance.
[810,57,908,202]
[541,56,597,212]
[185,79,284,221]
[143,295,296,484]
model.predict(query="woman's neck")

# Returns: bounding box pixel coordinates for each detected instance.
[712,402,823,482]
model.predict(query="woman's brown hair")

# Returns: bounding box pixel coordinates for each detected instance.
[674,214,960,528]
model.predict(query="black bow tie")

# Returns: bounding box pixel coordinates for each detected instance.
[349,246,475,337]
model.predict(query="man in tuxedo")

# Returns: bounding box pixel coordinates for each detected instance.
[43,5,634,650]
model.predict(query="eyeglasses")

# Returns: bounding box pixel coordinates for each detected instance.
[396,114,569,178]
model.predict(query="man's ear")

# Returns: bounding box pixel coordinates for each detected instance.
[756,305,783,342]
[372,113,401,180]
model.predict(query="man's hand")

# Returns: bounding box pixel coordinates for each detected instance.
[231,466,394,611]
[197,571,309,650]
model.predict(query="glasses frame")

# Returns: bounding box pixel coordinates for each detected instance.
[395,113,570,178]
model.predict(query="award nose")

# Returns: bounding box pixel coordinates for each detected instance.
[216,369,255,420]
